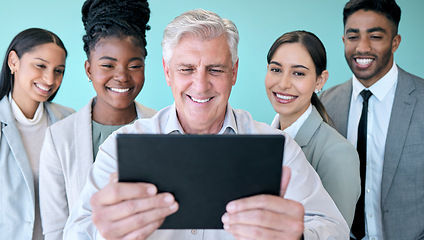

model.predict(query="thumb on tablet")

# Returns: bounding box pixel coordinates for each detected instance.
[280,166,291,197]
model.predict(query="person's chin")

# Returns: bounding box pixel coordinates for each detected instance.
[111,101,134,110]
[352,67,376,81]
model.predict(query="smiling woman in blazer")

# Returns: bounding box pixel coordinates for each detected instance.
[38,0,156,239]
[0,28,75,240]
[265,30,360,228]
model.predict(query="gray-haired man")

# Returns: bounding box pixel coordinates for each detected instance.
[64,9,348,240]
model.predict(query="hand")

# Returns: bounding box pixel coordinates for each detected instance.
[90,172,179,240]
[222,166,304,240]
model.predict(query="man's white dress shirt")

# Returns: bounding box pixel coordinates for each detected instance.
[64,103,349,240]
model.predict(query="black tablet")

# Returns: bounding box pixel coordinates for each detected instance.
[117,134,285,229]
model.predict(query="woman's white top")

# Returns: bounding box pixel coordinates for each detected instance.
[10,97,48,240]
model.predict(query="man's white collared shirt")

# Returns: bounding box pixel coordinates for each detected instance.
[64,103,349,240]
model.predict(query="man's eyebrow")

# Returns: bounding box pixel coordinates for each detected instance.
[367,27,386,33]
[345,27,387,34]
[207,64,228,69]
[345,28,359,34]
[176,63,195,68]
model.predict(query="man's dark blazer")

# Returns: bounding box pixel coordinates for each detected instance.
[320,67,424,240]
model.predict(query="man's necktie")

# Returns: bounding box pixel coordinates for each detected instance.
[351,89,373,239]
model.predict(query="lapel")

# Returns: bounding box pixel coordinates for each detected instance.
[45,102,60,123]
[72,99,154,183]
[0,97,35,203]
[381,68,416,204]
[135,101,150,118]
[75,98,95,171]
[73,98,152,167]
[295,106,322,147]
[332,80,352,138]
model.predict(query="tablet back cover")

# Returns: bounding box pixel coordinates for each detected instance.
[117,134,284,229]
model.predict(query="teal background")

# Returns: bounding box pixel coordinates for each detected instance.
[1,0,423,123]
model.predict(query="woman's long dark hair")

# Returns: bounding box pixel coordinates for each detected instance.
[0,28,67,101]
[267,30,332,124]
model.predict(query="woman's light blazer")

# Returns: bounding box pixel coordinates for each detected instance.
[272,106,360,227]
[39,97,157,240]
[0,96,75,240]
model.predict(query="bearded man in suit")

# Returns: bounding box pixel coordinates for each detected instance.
[320,0,424,239]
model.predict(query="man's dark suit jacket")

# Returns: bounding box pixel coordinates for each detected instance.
[320,67,424,240]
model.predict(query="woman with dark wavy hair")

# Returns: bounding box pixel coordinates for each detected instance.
[0,28,75,240]
[38,1,156,239]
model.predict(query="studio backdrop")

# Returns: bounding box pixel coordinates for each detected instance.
[1,0,422,123]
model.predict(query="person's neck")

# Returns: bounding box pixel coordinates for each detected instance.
[11,94,39,119]
[358,78,380,88]
[278,108,307,131]
[179,115,225,135]
[279,117,295,131]
[357,59,394,88]
[92,99,137,125]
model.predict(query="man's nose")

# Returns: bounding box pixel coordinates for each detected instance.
[192,70,211,92]
[356,37,372,53]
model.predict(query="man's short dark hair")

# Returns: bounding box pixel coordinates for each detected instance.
[343,0,401,36]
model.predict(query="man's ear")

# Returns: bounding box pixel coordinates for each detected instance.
[231,58,239,86]
[84,60,92,80]
[8,50,20,73]
[391,34,401,54]
[163,58,171,86]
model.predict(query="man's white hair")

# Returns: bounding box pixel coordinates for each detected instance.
[162,9,239,66]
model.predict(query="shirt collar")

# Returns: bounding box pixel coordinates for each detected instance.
[164,102,237,135]
[218,104,237,134]
[282,104,312,139]
[9,93,44,125]
[270,114,280,129]
[164,103,185,134]
[352,61,398,102]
